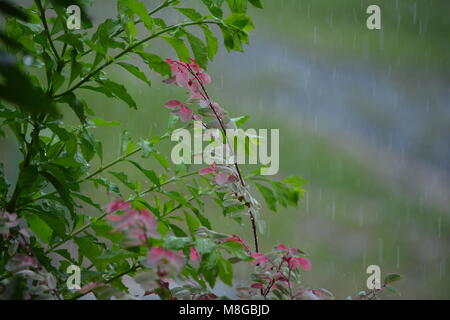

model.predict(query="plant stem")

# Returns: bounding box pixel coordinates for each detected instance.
[53,20,221,99]
[44,170,198,254]
[70,264,141,300]
[82,148,142,182]
[17,147,143,209]
[182,63,260,253]
[77,0,177,60]
[6,123,41,212]
[137,171,198,198]
[35,0,60,62]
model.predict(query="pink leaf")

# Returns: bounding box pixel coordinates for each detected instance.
[213,173,230,185]
[199,167,215,175]
[180,104,193,122]
[78,281,99,294]
[106,199,130,213]
[251,283,264,289]
[164,100,182,109]
[251,253,268,267]
[189,247,200,261]
[299,257,312,271]
[162,76,176,84]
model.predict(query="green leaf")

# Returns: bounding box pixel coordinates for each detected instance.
[231,115,250,127]
[220,241,251,260]
[201,0,224,18]
[195,238,216,254]
[223,13,254,31]
[127,160,160,186]
[80,135,95,162]
[248,0,263,8]
[25,215,52,244]
[33,210,68,239]
[80,130,103,162]
[136,51,171,77]
[92,219,124,242]
[255,182,277,212]
[92,117,120,127]
[184,211,200,238]
[169,223,188,237]
[14,166,44,201]
[57,92,87,123]
[270,181,301,208]
[163,36,190,63]
[163,236,191,250]
[0,55,56,116]
[384,284,401,296]
[282,175,308,191]
[201,25,219,61]
[55,249,77,264]
[48,124,73,141]
[0,163,9,199]
[200,251,220,287]
[219,25,240,52]
[185,32,208,69]
[138,139,154,158]
[51,157,84,168]
[72,192,102,211]
[117,62,151,86]
[120,130,133,155]
[154,152,169,170]
[384,274,401,284]
[176,8,203,21]
[218,257,233,286]
[193,210,211,229]
[39,171,76,215]
[51,73,65,92]
[109,171,136,191]
[83,79,137,109]
[226,0,247,13]
[91,177,121,196]
[96,249,138,263]
[92,18,124,52]
[75,235,104,266]
[55,33,84,52]
[69,56,83,85]
[119,0,154,30]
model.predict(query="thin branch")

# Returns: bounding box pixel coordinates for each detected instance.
[35,0,59,61]
[44,170,198,254]
[70,264,141,300]
[76,0,177,61]
[53,20,221,99]
[180,63,260,252]
[17,147,143,209]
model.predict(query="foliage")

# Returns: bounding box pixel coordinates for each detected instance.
[0,0,399,300]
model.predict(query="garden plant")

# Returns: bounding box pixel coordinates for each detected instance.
[0,0,400,300]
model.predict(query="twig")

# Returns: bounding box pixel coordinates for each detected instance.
[179,63,260,252]
[53,20,221,99]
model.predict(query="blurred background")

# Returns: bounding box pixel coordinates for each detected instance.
[1,0,449,299]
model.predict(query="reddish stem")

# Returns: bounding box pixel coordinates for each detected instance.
[179,62,260,253]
